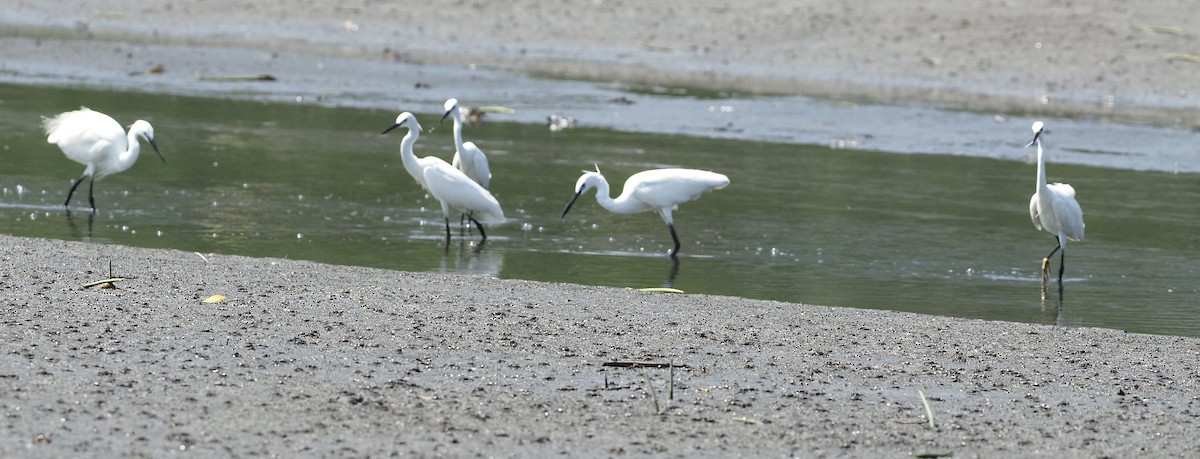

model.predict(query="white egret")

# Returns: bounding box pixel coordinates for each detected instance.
[42,107,165,212]
[382,112,504,241]
[440,98,492,189]
[1027,121,1084,284]
[561,165,729,257]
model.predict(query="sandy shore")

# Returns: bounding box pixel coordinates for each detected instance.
[3,0,1199,125]
[3,1,1200,456]
[2,234,1199,457]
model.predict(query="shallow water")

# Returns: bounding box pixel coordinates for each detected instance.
[2,84,1198,337]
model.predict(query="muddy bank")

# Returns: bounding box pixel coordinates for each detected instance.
[1,234,1199,457]
[6,1,1200,120]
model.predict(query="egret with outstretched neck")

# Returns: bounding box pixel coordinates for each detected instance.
[42,107,165,212]
[440,98,491,189]
[561,165,729,257]
[1027,121,1084,285]
[382,112,504,242]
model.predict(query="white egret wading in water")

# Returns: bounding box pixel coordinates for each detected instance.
[440,98,492,189]
[42,107,165,212]
[1027,121,1085,284]
[561,166,729,258]
[382,112,504,242]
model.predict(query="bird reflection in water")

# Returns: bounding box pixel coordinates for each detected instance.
[64,208,94,239]
[664,258,680,289]
[439,240,504,277]
[1041,282,1082,329]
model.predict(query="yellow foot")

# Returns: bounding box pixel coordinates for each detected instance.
[1040,258,1050,284]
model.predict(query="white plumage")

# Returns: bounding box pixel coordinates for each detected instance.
[562,166,729,257]
[382,112,504,241]
[441,98,492,189]
[1027,121,1084,284]
[42,107,164,211]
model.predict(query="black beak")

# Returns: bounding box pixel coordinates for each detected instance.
[440,110,453,125]
[147,136,165,163]
[381,123,402,135]
[561,189,585,219]
[1024,129,1042,148]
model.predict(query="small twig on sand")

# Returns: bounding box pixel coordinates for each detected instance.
[82,260,132,290]
[913,451,955,458]
[81,278,127,289]
[668,359,675,401]
[603,361,688,369]
[197,74,277,82]
[641,368,661,414]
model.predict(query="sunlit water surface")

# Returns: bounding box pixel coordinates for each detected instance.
[1,84,1197,337]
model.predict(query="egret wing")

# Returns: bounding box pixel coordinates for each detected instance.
[1028,194,1043,231]
[43,108,127,166]
[1048,184,1084,240]
[1049,182,1076,199]
[423,163,505,223]
[630,169,729,208]
[461,141,491,189]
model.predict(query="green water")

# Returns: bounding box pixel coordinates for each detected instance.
[1,84,1197,337]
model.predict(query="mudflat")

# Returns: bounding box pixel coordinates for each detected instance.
[2,235,1198,457]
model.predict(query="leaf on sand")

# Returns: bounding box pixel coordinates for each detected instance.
[202,295,226,304]
[1138,24,1184,35]
[1163,53,1200,64]
[638,287,685,294]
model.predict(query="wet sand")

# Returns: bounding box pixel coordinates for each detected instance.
[3,1,1200,457]
[2,234,1199,457]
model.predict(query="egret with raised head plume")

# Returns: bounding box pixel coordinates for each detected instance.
[562,166,729,257]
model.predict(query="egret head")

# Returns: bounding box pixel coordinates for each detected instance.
[1025,121,1044,148]
[561,165,605,219]
[130,120,165,163]
[383,112,421,135]
[440,98,460,125]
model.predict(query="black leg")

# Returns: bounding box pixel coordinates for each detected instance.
[64,174,88,208]
[1044,237,1062,260]
[470,217,487,240]
[87,176,96,213]
[1058,250,1066,283]
[443,217,452,242]
[667,223,681,258]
